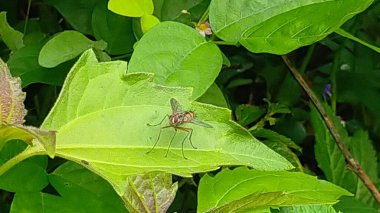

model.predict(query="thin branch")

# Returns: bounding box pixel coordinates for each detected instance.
[282,55,380,204]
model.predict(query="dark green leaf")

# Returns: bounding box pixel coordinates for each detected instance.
[45,0,98,34]
[92,0,136,55]
[10,162,127,213]
[0,12,24,51]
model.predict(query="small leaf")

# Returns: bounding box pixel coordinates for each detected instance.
[209,0,373,54]
[128,22,223,99]
[140,14,160,33]
[123,173,177,213]
[197,167,352,213]
[197,83,228,108]
[38,31,95,68]
[235,105,265,126]
[0,12,24,51]
[108,0,154,17]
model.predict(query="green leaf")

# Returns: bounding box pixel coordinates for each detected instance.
[92,0,136,55]
[310,105,356,189]
[235,105,265,126]
[123,173,177,213]
[251,128,301,153]
[310,105,378,207]
[45,0,98,35]
[40,49,292,195]
[140,14,160,33]
[10,162,127,213]
[0,12,24,51]
[252,128,303,171]
[197,167,352,213]
[280,205,337,213]
[209,0,374,54]
[334,196,378,213]
[128,21,223,99]
[108,0,154,17]
[38,31,95,68]
[0,156,48,192]
[197,83,228,108]
[350,131,378,207]
[7,37,71,87]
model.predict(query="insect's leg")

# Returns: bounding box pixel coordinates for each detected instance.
[181,132,188,160]
[187,128,196,149]
[177,127,197,149]
[146,126,171,154]
[165,129,177,157]
[147,114,169,126]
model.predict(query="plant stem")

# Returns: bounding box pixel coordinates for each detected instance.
[282,55,380,204]
[299,44,315,74]
[199,5,210,23]
[0,146,43,176]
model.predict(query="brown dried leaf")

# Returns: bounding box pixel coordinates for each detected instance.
[0,58,26,124]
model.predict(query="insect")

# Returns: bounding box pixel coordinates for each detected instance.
[147,98,213,159]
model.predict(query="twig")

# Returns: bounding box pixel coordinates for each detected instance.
[282,55,380,204]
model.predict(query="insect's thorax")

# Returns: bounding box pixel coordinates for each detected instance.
[169,111,195,126]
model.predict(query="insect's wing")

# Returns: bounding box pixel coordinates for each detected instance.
[170,98,182,113]
[191,119,213,128]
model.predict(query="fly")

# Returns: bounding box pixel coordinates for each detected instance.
[147,98,213,159]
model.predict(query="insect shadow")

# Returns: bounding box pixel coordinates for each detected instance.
[146,98,213,159]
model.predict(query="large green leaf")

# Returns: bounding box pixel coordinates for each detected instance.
[0,12,24,51]
[209,0,373,54]
[10,162,127,213]
[92,0,136,55]
[197,167,351,213]
[128,21,223,99]
[38,49,292,195]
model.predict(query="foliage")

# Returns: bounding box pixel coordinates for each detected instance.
[0,0,379,212]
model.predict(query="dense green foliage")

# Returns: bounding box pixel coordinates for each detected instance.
[0,0,379,212]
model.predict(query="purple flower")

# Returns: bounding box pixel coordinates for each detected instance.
[323,83,332,100]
